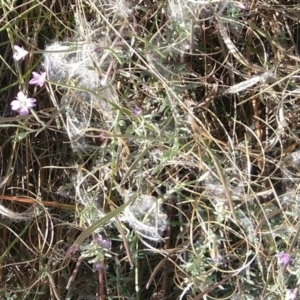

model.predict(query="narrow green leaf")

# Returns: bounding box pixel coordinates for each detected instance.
[72,198,133,248]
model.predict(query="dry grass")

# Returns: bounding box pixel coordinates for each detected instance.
[1,0,300,299]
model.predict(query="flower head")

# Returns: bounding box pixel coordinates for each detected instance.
[93,233,111,249]
[131,105,143,117]
[29,71,46,87]
[13,45,29,61]
[11,91,36,115]
[275,252,291,266]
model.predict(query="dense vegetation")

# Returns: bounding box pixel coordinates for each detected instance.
[1,0,300,299]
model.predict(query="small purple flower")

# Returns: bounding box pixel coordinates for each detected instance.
[11,91,36,115]
[94,47,101,53]
[93,233,111,249]
[13,45,29,61]
[29,71,46,87]
[131,105,143,117]
[93,262,103,271]
[275,252,291,266]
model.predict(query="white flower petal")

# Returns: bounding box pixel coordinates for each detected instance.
[26,98,36,108]
[13,45,28,61]
[11,100,21,110]
[32,71,40,77]
[17,91,27,102]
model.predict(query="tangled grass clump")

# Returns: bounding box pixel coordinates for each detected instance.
[1,0,300,299]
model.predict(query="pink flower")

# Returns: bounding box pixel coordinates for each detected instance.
[29,71,46,87]
[11,91,36,115]
[13,45,29,61]
[275,252,291,266]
